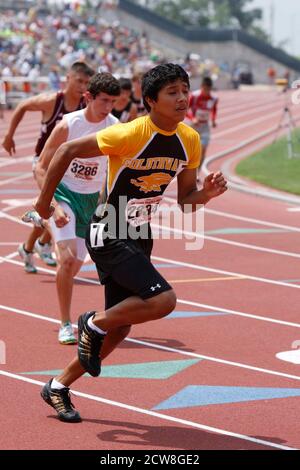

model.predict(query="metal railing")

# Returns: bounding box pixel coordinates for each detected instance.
[1,76,53,108]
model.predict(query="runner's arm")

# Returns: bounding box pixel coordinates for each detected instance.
[35,120,68,189]
[177,168,227,211]
[34,134,102,219]
[211,98,218,126]
[2,92,56,156]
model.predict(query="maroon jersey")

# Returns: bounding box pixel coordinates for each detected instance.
[34,92,85,156]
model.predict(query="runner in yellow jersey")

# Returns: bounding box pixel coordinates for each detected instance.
[35,63,227,423]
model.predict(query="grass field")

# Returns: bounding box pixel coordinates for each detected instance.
[236,128,300,195]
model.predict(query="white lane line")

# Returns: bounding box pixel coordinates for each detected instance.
[0,141,38,154]
[0,211,30,227]
[0,156,32,169]
[4,193,300,269]
[212,109,286,139]
[2,302,300,383]
[205,207,300,232]
[164,197,300,233]
[152,222,300,259]
[200,234,300,258]
[0,255,100,285]
[0,252,18,264]
[1,253,300,327]
[1,199,35,212]
[0,370,295,451]
[176,298,300,329]
[0,172,32,187]
[152,255,300,290]
[217,100,280,126]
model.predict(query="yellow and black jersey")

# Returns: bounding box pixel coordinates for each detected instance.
[96,115,201,230]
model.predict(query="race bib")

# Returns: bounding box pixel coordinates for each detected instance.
[126,196,162,227]
[195,109,209,121]
[90,223,106,248]
[70,159,99,180]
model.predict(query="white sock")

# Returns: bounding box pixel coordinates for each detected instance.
[51,378,66,390]
[88,316,107,335]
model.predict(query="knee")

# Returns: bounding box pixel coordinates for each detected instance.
[149,290,177,319]
[59,254,77,272]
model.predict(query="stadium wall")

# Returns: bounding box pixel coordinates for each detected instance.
[118,0,300,84]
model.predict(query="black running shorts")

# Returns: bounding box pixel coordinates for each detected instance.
[85,221,172,305]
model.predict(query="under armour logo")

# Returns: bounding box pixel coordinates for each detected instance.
[150,283,161,292]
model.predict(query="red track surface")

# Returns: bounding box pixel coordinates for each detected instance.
[1,89,300,450]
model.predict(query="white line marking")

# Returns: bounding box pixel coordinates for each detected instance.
[11,198,300,263]
[152,222,300,259]
[217,100,281,126]
[0,156,32,169]
[0,172,32,187]
[0,255,100,284]
[1,199,35,211]
[152,255,300,290]
[164,197,300,233]
[0,369,295,450]
[1,253,300,327]
[176,298,300,329]
[1,303,300,383]
[0,211,30,226]
[0,252,19,264]
[213,109,287,138]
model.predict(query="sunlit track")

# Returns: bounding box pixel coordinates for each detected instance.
[0,370,295,451]
[2,90,300,450]
[2,301,300,390]
[2,253,300,327]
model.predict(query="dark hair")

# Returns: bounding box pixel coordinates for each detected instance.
[70,62,95,77]
[118,77,132,92]
[87,72,121,98]
[202,76,213,88]
[142,63,190,112]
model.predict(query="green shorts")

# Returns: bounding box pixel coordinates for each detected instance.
[54,182,99,239]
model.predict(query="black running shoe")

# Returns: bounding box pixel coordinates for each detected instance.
[41,379,82,423]
[77,311,105,377]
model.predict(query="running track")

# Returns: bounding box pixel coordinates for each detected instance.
[1,89,300,450]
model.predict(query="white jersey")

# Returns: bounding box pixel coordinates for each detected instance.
[61,109,118,194]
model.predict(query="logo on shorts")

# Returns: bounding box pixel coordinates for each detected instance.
[130,173,172,193]
[150,283,161,292]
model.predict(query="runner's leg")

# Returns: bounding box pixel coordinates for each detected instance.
[55,279,132,387]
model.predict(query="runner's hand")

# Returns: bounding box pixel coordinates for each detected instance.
[33,199,55,219]
[2,135,16,156]
[53,205,70,228]
[203,172,227,199]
